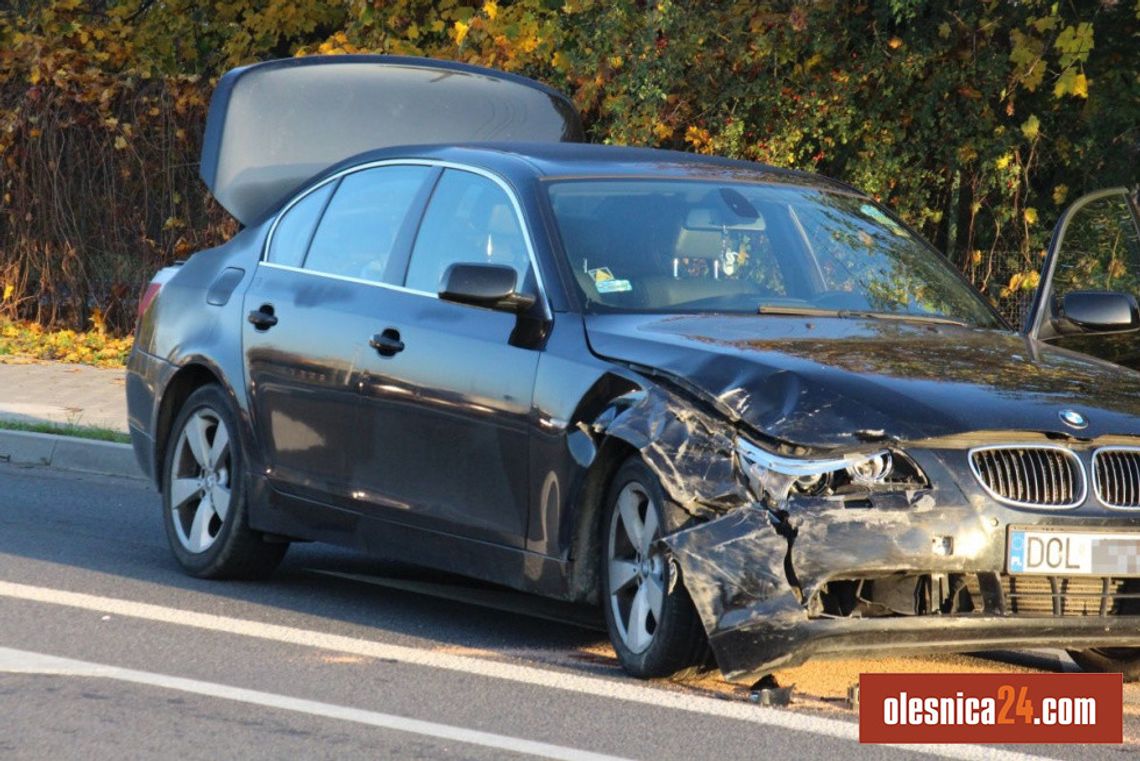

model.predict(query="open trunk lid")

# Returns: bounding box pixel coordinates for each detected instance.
[200,55,584,225]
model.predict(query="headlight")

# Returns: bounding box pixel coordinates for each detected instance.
[736,438,923,502]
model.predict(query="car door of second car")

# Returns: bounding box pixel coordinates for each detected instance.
[350,167,545,549]
[242,163,438,511]
[1025,187,1140,369]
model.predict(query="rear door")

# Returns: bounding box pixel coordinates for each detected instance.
[349,167,546,548]
[1025,187,1140,368]
[243,163,438,507]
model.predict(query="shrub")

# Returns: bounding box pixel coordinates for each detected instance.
[1,1,1136,334]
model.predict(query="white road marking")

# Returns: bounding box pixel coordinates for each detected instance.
[0,580,1060,761]
[0,646,628,761]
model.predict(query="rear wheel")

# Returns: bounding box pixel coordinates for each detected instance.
[163,384,287,579]
[1069,648,1140,682]
[600,458,707,679]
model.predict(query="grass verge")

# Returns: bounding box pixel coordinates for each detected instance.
[0,418,130,444]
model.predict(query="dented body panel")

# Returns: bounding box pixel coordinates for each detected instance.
[665,489,1140,682]
[584,313,1140,447]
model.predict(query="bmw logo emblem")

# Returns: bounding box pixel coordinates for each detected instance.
[1059,409,1088,429]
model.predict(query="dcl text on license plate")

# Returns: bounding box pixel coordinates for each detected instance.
[1007,527,1140,576]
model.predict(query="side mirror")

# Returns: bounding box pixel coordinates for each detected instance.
[1055,290,1140,334]
[439,262,536,314]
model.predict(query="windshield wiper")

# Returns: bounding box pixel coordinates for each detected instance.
[757,305,842,318]
[757,305,968,327]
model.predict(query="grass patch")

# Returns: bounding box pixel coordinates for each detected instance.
[0,319,132,368]
[0,418,130,444]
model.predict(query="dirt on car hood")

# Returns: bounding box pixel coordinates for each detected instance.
[584,312,1140,449]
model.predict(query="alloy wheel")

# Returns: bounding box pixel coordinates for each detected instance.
[607,481,666,654]
[169,408,232,554]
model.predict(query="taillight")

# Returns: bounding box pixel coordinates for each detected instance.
[136,280,163,326]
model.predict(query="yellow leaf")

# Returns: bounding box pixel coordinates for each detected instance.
[1052,184,1068,205]
[2,284,13,302]
[1072,72,1088,98]
[1020,114,1040,140]
[454,20,469,44]
[995,154,1012,170]
[971,250,983,266]
[483,1,498,20]
[887,37,903,50]
[1024,207,1038,225]
[114,136,128,150]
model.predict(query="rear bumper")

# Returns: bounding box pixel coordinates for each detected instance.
[125,346,172,487]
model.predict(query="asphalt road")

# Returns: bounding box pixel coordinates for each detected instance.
[0,464,1135,760]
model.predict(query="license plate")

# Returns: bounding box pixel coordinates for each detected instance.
[1007,527,1140,576]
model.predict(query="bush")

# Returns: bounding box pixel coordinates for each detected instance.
[1,1,1136,334]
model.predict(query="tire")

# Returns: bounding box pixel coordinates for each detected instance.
[600,457,708,679]
[1068,648,1140,682]
[162,384,287,579]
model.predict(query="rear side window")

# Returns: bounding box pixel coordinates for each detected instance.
[267,182,334,267]
[304,165,433,283]
[404,169,530,294]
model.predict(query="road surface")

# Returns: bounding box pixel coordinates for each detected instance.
[0,463,1134,759]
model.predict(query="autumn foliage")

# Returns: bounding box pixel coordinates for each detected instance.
[1,0,1137,335]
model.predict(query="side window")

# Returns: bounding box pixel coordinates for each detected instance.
[305,165,432,283]
[404,170,530,294]
[1050,193,1140,303]
[267,182,334,267]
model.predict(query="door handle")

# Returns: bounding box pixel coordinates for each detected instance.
[370,328,405,357]
[248,305,278,330]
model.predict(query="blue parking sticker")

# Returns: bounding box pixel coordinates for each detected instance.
[1008,530,1026,573]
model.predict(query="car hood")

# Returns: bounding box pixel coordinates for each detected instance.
[584,313,1140,449]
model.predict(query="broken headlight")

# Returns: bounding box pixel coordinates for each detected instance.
[736,438,926,502]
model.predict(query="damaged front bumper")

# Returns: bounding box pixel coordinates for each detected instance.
[664,496,1140,684]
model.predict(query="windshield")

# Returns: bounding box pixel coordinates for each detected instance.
[546,179,1003,328]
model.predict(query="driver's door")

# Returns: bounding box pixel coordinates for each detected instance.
[1025,187,1140,368]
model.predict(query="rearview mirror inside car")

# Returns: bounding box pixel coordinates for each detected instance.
[1055,290,1140,334]
[439,262,536,314]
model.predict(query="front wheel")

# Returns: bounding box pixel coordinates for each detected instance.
[1069,648,1140,682]
[163,384,287,579]
[600,458,708,679]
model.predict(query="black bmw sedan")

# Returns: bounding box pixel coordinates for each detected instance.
[127,56,1140,684]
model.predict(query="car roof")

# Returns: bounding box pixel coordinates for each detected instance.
[318,142,862,196]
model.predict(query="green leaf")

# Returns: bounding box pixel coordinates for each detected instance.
[1054,22,1094,69]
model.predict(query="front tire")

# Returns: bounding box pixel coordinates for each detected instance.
[1069,648,1140,682]
[600,458,707,679]
[163,384,287,579]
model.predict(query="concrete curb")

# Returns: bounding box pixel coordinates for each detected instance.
[0,430,144,480]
